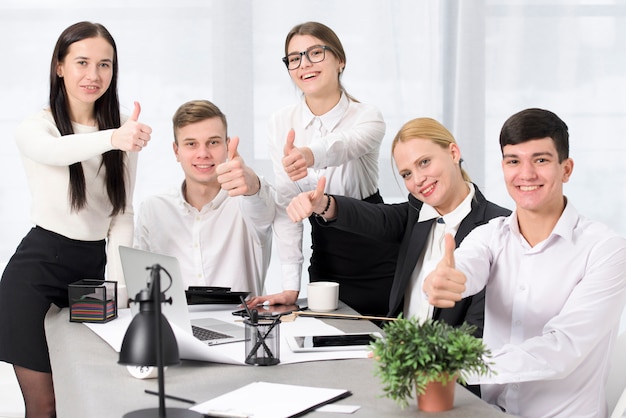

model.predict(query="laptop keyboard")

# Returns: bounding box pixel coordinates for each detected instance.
[192,325,232,341]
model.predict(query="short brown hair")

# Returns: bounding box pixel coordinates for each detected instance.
[172,100,227,144]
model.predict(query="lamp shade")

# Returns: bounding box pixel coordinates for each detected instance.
[117,265,201,418]
[118,309,180,367]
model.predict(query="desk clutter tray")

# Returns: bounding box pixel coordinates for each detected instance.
[185,286,250,305]
[68,279,117,323]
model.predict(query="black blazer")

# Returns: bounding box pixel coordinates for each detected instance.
[326,184,511,337]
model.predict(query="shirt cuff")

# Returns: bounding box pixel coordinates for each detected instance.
[308,142,327,169]
[281,263,302,292]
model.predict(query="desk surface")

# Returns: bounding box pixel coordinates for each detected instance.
[45,304,512,418]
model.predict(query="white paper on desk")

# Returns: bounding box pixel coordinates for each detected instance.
[84,309,242,364]
[190,381,351,418]
[84,308,132,351]
[84,308,370,365]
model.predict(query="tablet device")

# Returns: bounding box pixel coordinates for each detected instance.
[286,332,382,352]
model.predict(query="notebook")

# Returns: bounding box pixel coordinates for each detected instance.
[118,246,245,346]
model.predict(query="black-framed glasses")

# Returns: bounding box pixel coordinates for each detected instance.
[282,45,330,70]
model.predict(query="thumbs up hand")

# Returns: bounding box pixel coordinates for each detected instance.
[422,233,466,308]
[287,177,329,222]
[111,101,153,152]
[282,129,313,181]
[216,136,261,197]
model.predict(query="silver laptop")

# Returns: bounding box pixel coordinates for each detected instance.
[118,246,245,345]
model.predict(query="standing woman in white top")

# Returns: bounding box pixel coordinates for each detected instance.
[0,21,151,417]
[248,22,399,316]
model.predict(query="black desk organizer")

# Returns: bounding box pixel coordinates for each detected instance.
[68,279,117,323]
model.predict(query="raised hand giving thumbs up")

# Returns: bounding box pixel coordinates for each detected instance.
[423,233,466,308]
[282,129,313,181]
[111,101,153,152]
[216,136,261,197]
[287,176,332,222]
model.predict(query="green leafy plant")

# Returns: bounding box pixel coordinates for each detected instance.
[370,315,493,408]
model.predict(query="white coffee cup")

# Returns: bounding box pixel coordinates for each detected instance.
[307,281,339,312]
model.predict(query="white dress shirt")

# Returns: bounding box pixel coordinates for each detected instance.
[15,109,137,289]
[404,183,474,321]
[267,93,385,291]
[454,200,626,417]
[134,179,274,296]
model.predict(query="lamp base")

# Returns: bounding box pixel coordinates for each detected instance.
[123,407,202,417]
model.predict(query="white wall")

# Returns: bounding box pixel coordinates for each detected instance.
[1,1,626,297]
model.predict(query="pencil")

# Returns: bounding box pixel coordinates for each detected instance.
[144,389,195,404]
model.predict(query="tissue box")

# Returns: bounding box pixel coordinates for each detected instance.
[68,279,117,323]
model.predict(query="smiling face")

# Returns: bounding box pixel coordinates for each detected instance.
[286,34,344,100]
[173,117,228,189]
[393,137,468,215]
[501,137,573,217]
[56,36,114,111]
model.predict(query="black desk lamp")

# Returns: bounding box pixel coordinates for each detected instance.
[118,264,201,417]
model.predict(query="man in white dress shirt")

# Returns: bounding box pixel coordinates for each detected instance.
[424,108,626,418]
[134,100,274,296]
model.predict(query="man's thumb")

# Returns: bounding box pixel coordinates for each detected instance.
[228,136,240,161]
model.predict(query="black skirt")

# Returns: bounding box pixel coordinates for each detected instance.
[0,226,106,373]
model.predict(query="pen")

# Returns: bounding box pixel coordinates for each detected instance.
[144,389,195,404]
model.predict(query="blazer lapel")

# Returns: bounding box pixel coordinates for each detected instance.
[388,217,435,316]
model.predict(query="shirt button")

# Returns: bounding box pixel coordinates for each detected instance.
[514,320,522,326]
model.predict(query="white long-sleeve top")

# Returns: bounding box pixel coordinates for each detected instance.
[455,200,626,418]
[267,94,385,290]
[15,109,137,292]
[134,179,274,296]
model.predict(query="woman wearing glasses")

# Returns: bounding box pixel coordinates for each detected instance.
[247,22,399,316]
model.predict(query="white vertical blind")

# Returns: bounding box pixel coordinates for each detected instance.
[0,1,624,292]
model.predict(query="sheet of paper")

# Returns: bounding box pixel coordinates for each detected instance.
[316,404,361,414]
[84,307,371,365]
[190,381,350,418]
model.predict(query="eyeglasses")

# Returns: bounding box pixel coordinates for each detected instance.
[282,45,330,70]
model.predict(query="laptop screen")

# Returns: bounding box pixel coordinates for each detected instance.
[118,245,194,334]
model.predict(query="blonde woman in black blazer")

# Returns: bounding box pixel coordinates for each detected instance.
[286,118,510,395]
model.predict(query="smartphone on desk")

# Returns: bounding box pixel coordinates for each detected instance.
[232,304,301,318]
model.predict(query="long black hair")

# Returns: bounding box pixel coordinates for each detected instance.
[49,21,127,216]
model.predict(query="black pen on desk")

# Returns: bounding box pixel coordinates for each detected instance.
[144,389,195,405]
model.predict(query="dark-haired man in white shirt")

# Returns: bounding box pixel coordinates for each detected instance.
[424,108,626,418]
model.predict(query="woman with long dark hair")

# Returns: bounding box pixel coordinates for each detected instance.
[0,21,151,417]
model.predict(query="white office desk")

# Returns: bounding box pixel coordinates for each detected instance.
[45,304,514,417]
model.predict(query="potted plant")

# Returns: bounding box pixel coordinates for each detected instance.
[370,315,493,412]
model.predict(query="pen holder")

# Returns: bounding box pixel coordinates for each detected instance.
[68,279,117,323]
[244,317,280,366]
